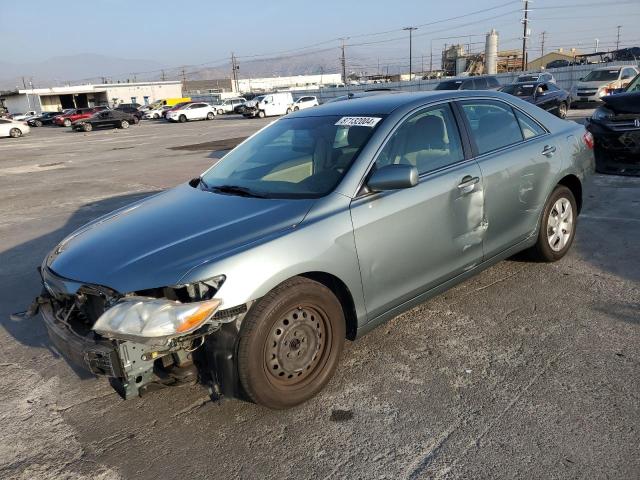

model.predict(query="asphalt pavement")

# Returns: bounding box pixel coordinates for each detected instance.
[0,112,638,480]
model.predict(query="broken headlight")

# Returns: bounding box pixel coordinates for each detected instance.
[93,296,222,344]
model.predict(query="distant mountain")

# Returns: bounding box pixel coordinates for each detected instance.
[0,53,166,89]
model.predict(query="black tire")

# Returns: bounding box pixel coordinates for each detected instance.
[286,108,292,114]
[179,114,187,123]
[258,110,266,118]
[83,123,92,132]
[9,128,22,138]
[34,120,43,127]
[557,102,568,119]
[120,120,130,129]
[63,119,71,127]
[206,112,215,120]
[153,113,159,119]
[294,106,299,111]
[528,185,577,262]
[237,277,345,409]
[132,116,140,124]
[217,109,224,115]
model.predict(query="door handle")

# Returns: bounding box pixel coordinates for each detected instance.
[457,175,479,194]
[542,145,556,157]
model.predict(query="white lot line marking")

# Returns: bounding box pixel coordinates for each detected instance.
[0,162,66,175]
[580,214,640,223]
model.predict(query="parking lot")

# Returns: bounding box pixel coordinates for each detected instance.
[1,113,638,479]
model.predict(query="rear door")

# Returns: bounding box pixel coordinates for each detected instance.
[350,102,485,319]
[458,99,556,259]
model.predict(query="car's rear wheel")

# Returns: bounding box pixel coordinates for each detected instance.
[286,108,292,114]
[179,115,187,123]
[557,102,568,119]
[63,119,71,127]
[120,120,130,129]
[294,106,300,111]
[9,128,22,138]
[83,123,92,132]
[153,113,159,119]
[206,112,215,120]
[529,185,577,262]
[34,120,43,127]
[237,277,345,409]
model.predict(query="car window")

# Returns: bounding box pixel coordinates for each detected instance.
[583,69,620,82]
[513,109,545,140]
[374,104,464,175]
[201,115,384,198]
[474,77,488,89]
[487,77,500,88]
[0,119,9,124]
[547,83,560,91]
[460,100,524,155]
[622,68,636,79]
[461,80,474,90]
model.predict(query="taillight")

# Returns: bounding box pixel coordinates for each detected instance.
[583,131,594,149]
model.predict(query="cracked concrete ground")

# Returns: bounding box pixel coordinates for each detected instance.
[0,113,638,479]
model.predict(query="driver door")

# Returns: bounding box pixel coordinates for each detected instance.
[350,103,485,320]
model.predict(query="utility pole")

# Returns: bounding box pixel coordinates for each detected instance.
[430,40,433,75]
[339,38,348,84]
[615,25,622,50]
[403,27,418,79]
[181,67,187,85]
[231,53,240,93]
[521,0,530,71]
[540,31,547,58]
[594,38,600,53]
[161,70,166,81]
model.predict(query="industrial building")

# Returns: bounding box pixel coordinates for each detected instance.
[0,80,182,114]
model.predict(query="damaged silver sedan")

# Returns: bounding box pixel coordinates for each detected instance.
[22,91,594,409]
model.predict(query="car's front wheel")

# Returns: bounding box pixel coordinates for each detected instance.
[237,277,345,409]
[217,109,224,115]
[83,123,92,132]
[258,110,266,118]
[529,185,577,262]
[206,112,215,120]
[120,120,130,129]
[63,119,71,127]
[9,128,22,138]
[557,102,568,119]
[34,120,43,127]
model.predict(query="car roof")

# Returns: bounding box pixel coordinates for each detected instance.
[287,90,513,117]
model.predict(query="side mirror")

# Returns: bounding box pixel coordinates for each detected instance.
[368,164,419,192]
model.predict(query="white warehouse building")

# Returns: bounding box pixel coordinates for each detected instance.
[0,80,183,114]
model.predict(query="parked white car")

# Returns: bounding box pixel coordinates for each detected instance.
[214,97,246,115]
[10,111,37,121]
[0,118,31,138]
[571,65,639,106]
[286,96,319,113]
[165,102,217,122]
[144,105,172,119]
[242,92,294,118]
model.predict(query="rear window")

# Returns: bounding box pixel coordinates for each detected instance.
[435,80,463,90]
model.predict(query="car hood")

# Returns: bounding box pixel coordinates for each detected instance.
[601,91,640,114]
[576,80,612,89]
[47,183,315,293]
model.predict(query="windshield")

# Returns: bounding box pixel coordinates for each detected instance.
[583,69,620,82]
[625,74,640,92]
[200,115,385,198]
[500,84,535,96]
[435,80,463,90]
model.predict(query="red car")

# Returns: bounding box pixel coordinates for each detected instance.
[53,106,108,127]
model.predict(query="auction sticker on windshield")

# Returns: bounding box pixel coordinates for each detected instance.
[335,116,382,127]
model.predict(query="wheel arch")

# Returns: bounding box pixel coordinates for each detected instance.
[298,271,358,340]
[557,174,583,214]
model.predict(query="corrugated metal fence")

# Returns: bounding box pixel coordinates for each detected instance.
[284,61,639,102]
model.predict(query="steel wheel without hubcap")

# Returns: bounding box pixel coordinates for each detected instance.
[547,197,573,252]
[265,305,329,386]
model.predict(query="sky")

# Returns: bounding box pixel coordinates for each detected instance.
[1,0,639,78]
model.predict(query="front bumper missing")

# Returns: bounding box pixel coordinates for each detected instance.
[39,299,172,398]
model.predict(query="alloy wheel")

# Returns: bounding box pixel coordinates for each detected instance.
[547,197,573,251]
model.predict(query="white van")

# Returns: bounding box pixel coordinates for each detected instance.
[243,92,294,118]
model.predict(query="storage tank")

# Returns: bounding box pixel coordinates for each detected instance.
[485,29,499,75]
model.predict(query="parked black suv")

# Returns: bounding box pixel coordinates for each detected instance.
[586,73,640,175]
[114,103,142,122]
[435,75,501,90]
